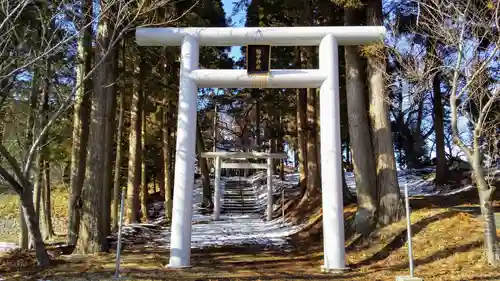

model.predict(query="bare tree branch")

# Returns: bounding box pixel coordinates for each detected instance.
[0,142,24,185]
[0,165,23,195]
[22,0,191,174]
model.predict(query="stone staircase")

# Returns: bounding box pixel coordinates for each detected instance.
[222,179,260,213]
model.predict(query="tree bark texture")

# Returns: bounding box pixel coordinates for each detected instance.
[41,60,54,240]
[76,6,114,253]
[345,7,378,234]
[472,152,499,264]
[366,0,403,225]
[68,0,92,246]
[428,40,448,186]
[196,119,212,208]
[112,90,125,230]
[101,46,118,242]
[20,187,51,266]
[141,107,148,222]
[126,53,144,224]
[42,160,54,239]
[163,101,173,221]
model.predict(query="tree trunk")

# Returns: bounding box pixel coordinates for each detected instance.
[30,70,41,225]
[162,50,176,221]
[77,5,114,253]
[112,90,124,230]
[20,66,40,249]
[366,0,403,225]
[157,74,166,201]
[41,59,54,240]
[34,155,42,218]
[18,205,29,249]
[197,119,212,208]
[100,6,118,244]
[163,101,173,221]
[42,160,54,239]
[270,108,278,168]
[412,95,425,167]
[297,86,321,209]
[295,45,308,196]
[431,41,448,186]
[278,109,285,180]
[126,53,144,224]
[0,168,50,265]
[255,91,261,150]
[158,146,165,197]
[76,73,108,253]
[141,108,148,222]
[473,158,499,264]
[77,136,106,256]
[68,0,92,246]
[298,3,320,208]
[301,45,321,206]
[297,86,308,197]
[345,7,378,234]
[111,87,125,230]
[20,187,50,266]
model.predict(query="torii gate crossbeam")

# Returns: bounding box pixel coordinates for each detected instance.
[135,26,385,272]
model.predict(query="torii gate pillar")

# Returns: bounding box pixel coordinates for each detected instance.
[136,26,385,272]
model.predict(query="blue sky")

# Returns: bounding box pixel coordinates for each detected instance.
[222,0,245,59]
[218,0,471,163]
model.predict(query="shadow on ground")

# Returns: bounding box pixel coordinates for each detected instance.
[349,211,458,267]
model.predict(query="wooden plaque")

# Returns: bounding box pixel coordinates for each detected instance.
[246,45,271,75]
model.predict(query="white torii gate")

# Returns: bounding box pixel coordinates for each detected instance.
[135,26,385,272]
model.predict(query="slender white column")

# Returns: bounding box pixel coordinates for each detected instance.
[266,157,274,221]
[168,35,199,268]
[213,156,222,220]
[319,34,346,271]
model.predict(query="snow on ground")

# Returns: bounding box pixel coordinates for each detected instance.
[0,168,477,253]
[344,168,474,196]
[248,167,472,198]
[0,242,16,252]
[118,180,302,250]
[118,168,475,249]
[154,213,300,249]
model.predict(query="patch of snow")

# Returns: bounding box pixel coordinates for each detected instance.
[118,179,303,249]
[0,242,16,252]
[436,184,475,196]
[344,168,476,197]
[153,213,301,249]
[286,168,476,197]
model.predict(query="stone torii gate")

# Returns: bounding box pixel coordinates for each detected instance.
[135,26,386,272]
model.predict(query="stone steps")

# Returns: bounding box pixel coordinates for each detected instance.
[221,180,259,213]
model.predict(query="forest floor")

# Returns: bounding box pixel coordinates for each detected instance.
[0,169,499,280]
